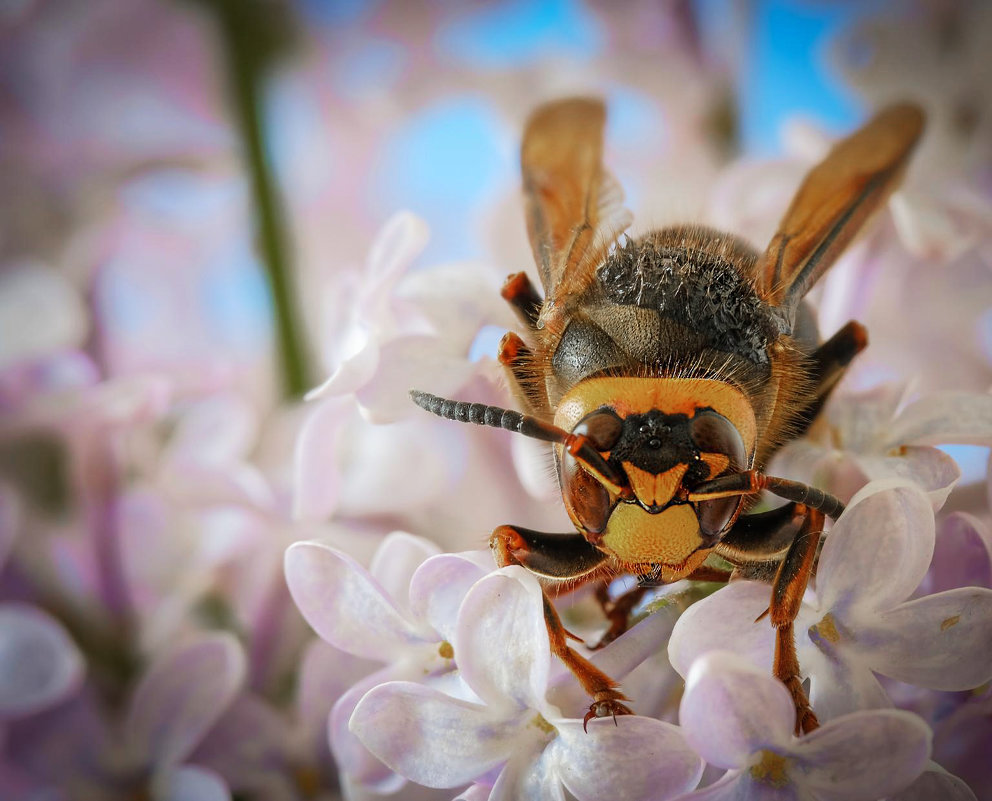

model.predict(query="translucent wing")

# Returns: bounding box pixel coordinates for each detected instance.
[757,103,925,326]
[521,98,632,306]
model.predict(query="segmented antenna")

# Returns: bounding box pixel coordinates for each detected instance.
[409,389,629,492]
[409,390,560,443]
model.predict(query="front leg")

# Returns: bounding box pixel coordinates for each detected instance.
[490,525,632,729]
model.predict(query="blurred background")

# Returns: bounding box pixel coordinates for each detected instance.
[1,1,990,799]
[7,0,979,408]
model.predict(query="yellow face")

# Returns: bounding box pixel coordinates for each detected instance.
[555,376,757,576]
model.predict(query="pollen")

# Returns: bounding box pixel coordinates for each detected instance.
[809,612,842,644]
[940,615,961,631]
[750,750,790,787]
[438,640,454,660]
[530,713,557,736]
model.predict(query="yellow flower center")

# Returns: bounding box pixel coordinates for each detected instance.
[530,713,557,736]
[438,640,454,660]
[750,750,790,787]
[809,612,842,644]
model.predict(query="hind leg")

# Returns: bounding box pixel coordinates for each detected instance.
[793,320,868,438]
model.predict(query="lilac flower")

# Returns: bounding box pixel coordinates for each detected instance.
[116,633,245,800]
[891,762,979,801]
[0,602,84,720]
[304,212,510,422]
[351,567,704,800]
[3,632,244,800]
[285,532,492,791]
[670,482,992,730]
[0,483,84,724]
[674,651,931,800]
[770,384,992,508]
[921,511,992,595]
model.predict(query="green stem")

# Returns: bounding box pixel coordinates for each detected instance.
[201,0,308,399]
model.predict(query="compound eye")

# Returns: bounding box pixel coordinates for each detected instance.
[573,409,623,451]
[696,495,741,539]
[689,410,746,476]
[560,450,612,534]
[690,410,746,539]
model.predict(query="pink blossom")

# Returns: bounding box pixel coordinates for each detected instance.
[670,482,992,722]
[673,651,931,801]
[351,567,703,800]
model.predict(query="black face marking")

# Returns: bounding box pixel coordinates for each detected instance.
[608,410,708,484]
[597,237,783,364]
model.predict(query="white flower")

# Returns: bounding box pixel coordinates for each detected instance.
[673,651,931,801]
[771,385,992,508]
[670,481,992,722]
[285,532,491,791]
[305,212,511,422]
[351,567,703,801]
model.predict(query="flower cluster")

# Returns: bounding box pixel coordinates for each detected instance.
[1,1,991,800]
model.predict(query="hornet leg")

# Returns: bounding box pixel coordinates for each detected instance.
[716,503,825,734]
[769,507,824,735]
[793,320,868,439]
[490,525,632,729]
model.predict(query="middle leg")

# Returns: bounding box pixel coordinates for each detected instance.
[769,507,824,735]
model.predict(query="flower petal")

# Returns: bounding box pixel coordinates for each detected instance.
[551,717,703,801]
[825,384,906,452]
[398,261,512,352]
[366,211,430,290]
[190,694,291,795]
[331,665,413,791]
[858,588,992,690]
[408,552,492,642]
[590,600,681,681]
[491,746,563,801]
[796,709,931,800]
[369,531,442,601]
[166,394,257,464]
[296,639,376,744]
[679,652,794,769]
[668,771,751,800]
[890,762,977,801]
[815,482,934,614]
[292,395,351,522]
[350,681,520,789]
[668,582,775,679]
[455,784,496,801]
[355,335,478,423]
[924,512,992,593]
[304,332,380,401]
[801,642,892,721]
[885,393,992,447]
[153,764,231,801]
[0,603,84,719]
[125,633,246,768]
[454,568,551,712]
[284,541,428,661]
[856,447,960,510]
